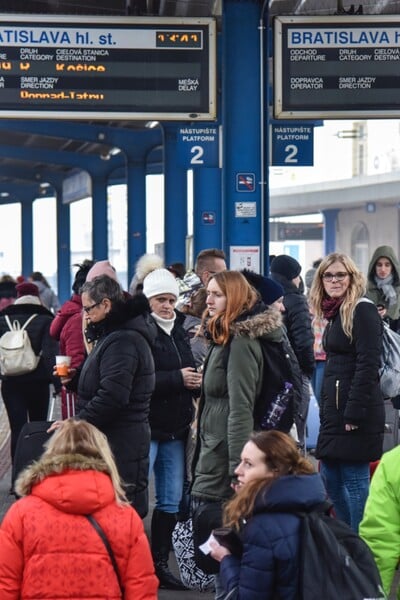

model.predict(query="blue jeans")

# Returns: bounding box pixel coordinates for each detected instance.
[149,439,185,514]
[311,360,325,406]
[320,459,370,532]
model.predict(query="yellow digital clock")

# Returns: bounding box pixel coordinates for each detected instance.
[156,31,202,48]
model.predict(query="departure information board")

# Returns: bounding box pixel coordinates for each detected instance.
[274,16,400,119]
[0,15,216,120]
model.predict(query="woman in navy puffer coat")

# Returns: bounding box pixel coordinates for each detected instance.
[210,431,327,600]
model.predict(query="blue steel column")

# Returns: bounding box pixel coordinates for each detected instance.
[20,200,33,277]
[193,168,222,257]
[91,176,108,260]
[222,0,262,269]
[322,209,339,255]
[163,125,188,265]
[127,161,146,280]
[56,192,71,303]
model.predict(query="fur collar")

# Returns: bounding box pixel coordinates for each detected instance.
[15,453,109,497]
[231,305,283,340]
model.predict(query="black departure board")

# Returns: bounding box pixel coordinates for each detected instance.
[274,16,400,119]
[0,15,216,120]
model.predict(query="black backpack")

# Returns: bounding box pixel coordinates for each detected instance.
[222,332,302,433]
[297,504,386,600]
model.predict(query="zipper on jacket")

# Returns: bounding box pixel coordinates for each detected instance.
[335,379,339,410]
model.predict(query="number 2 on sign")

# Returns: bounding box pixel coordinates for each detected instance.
[190,145,204,164]
[284,144,298,163]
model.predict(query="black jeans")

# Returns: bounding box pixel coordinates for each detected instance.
[2,379,49,463]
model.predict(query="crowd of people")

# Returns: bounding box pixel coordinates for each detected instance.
[0,244,399,597]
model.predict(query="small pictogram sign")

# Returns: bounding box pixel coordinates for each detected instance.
[236,172,256,192]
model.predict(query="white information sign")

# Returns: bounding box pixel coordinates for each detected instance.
[230,246,260,272]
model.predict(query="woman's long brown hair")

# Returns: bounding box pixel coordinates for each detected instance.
[223,431,315,530]
[202,270,258,345]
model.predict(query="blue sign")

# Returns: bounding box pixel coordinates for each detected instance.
[236,172,256,192]
[271,124,314,166]
[177,126,219,168]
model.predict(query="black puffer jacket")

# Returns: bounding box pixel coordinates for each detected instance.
[0,302,58,382]
[149,310,196,441]
[270,273,315,377]
[76,294,157,518]
[316,300,385,462]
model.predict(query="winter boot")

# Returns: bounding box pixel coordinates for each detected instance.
[151,508,187,590]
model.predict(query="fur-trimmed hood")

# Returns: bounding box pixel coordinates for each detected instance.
[84,292,157,348]
[230,304,284,343]
[15,453,116,514]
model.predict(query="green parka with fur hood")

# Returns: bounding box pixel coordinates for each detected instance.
[191,304,284,503]
[366,245,400,327]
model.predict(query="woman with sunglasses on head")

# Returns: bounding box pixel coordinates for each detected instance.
[309,252,385,532]
[209,430,326,600]
[52,274,157,519]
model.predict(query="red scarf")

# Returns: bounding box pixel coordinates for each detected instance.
[321,296,344,320]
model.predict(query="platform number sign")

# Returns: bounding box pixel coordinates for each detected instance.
[271,124,314,166]
[177,126,219,168]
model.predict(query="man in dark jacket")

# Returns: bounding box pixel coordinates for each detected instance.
[0,282,58,469]
[270,255,315,452]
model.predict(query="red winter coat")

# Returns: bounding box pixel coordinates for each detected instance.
[0,455,158,599]
[50,294,86,368]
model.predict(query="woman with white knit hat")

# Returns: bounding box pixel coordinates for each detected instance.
[143,267,202,590]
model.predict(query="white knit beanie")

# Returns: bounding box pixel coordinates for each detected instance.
[143,268,180,299]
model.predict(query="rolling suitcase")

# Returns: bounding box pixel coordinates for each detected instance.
[11,421,54,494]
[61,386,76,419]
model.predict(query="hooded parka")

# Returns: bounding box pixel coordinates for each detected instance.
[75,294,157,517]
[219,473,327,600]
[0,454,158,600]
[366,245,400,330]
[316,300,385,462]
[359,445,400,598]
[49,293,86,368]
[191,305,284,502]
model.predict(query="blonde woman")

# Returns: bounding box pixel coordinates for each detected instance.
[309,252,385,532]
[0,419,158,600]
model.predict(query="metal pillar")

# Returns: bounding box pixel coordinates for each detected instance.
[91,176,108,261]
[126,161,146,280]
[322,209,339,255]
[192,168,222,258]
[222,0,262,271]
[56,193,71,303]
[20,201,33,277]
[163,125,188,265]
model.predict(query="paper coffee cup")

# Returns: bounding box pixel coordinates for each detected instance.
[56,355,71,377]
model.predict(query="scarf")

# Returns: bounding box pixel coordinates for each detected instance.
[375,274,397,307]
[152,311,176,336]
[321,296,344,320]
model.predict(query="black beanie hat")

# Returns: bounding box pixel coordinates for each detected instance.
[241,270,284,305]
[270,255,302,281]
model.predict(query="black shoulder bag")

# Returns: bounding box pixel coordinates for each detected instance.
[85,514,124,595]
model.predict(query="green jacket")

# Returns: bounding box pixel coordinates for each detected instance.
[366,245,400,322]
[360,446,400,598]
[191,306,283,503]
